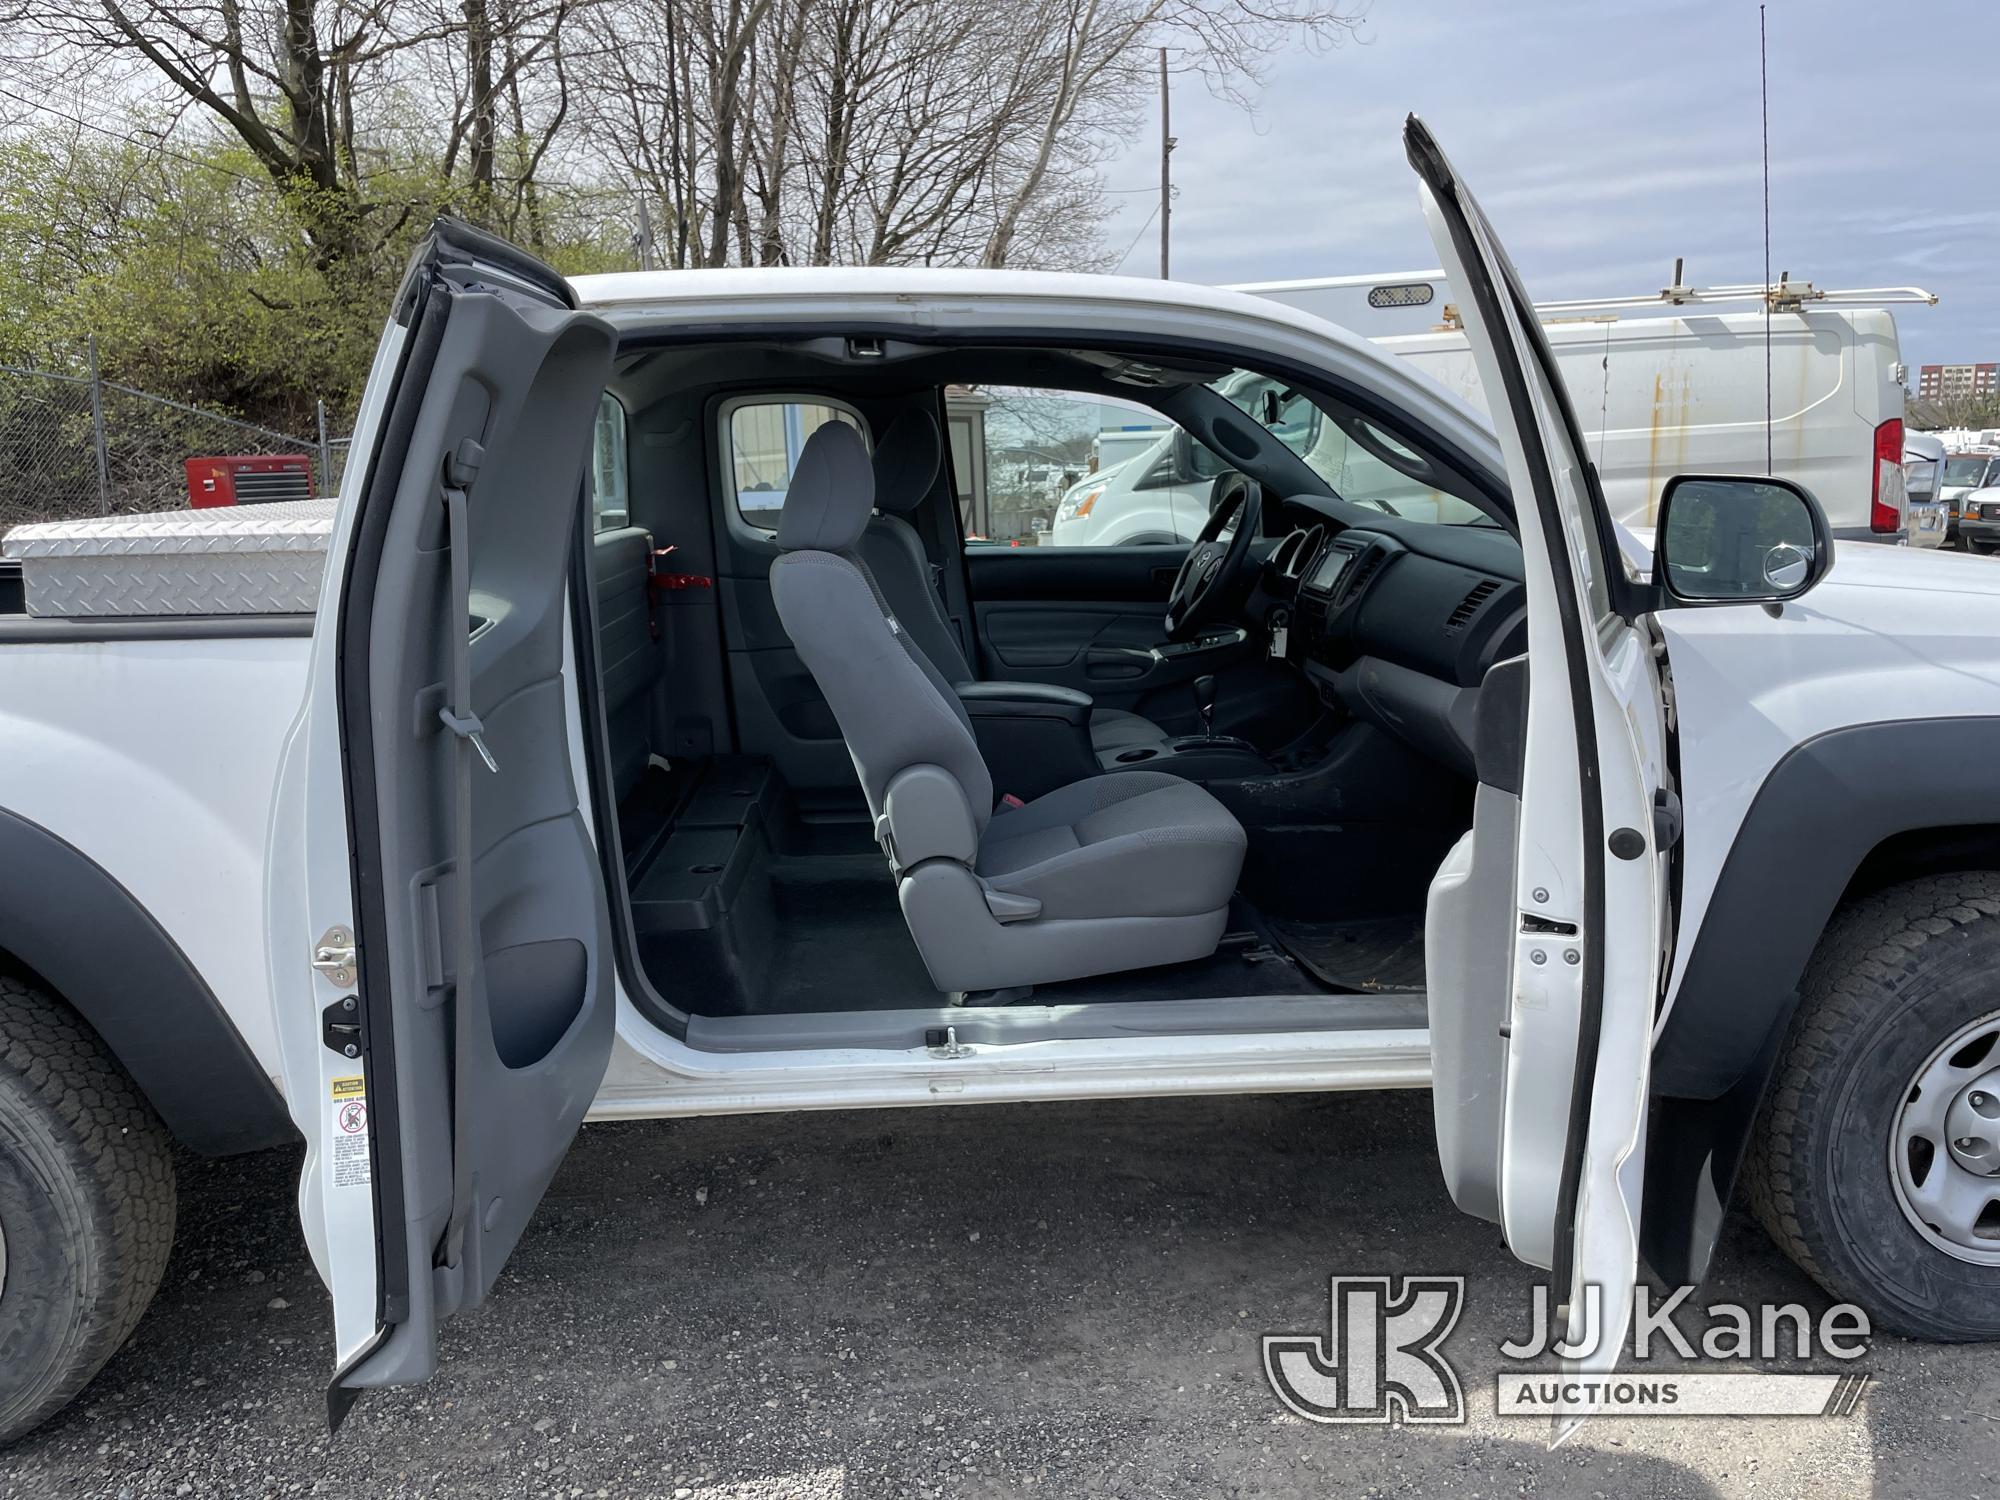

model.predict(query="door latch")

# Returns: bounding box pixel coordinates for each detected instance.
[312,926,358,988]
[322,995,363,1058]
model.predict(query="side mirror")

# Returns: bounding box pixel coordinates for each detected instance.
[1653,473,1833,605]
[1181,430,1224,483]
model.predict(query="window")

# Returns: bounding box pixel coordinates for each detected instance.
[960,385,1232,548]
[1207,374,1492,529]
[726,397,866,533]
[1942,456,1994,488]
[590,394,629,532]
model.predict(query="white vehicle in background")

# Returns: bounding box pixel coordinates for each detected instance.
[1903,431,1948,549]
[1049,370,1482,545]
[1941,448,2000,552]
[1231,268,1934,544]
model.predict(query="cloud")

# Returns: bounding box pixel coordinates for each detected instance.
[1103,0,1999,372]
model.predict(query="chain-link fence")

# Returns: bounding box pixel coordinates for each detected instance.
[0,348,351,535]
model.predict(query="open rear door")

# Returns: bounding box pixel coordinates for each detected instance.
[1408,119,1672,1441]
[273,219,618,1426]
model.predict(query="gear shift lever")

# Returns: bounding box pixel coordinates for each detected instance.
[1193,675,1217,739]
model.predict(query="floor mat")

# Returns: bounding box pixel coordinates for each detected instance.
[755,856,940,1014]
[1265,914,1427,993]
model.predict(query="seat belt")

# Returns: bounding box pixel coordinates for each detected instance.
[435,438,493,1279]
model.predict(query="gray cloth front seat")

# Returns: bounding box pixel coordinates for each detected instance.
[771,422,1248,994]
[856,409,1174,757]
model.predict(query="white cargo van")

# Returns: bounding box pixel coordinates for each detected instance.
[1231,271,1934,543]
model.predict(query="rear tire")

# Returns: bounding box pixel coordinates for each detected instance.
[0,971,176,1446]
[1744,873,2000,1341]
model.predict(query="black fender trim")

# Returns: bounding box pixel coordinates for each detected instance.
[1641,990,1798,1286]
[1654,716,2000,1096]
[1642,714,2000,1284]
[0,807,295,1156]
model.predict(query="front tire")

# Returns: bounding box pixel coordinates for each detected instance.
[0,971,176,1445]
[1745,872,2000,1340]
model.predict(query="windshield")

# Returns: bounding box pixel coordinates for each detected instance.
[1207,372,1492,526]
[1943,457,1996,487]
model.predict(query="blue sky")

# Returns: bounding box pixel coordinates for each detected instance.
[1105,0,1997,376]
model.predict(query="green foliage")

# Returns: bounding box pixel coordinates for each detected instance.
[0,128,630,435]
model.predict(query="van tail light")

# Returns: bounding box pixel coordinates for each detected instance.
[1872,417,1906,533]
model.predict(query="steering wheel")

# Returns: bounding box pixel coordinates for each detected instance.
[1164,473,1263,641]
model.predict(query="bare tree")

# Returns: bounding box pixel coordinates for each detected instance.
[579,0,1362,272]
[12,0,1360,280]
[981,0,1363,267]
[12,0,589,267]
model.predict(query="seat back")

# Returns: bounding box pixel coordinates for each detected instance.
[855,408,973,684]
[768,423,993,852]
[591,525,659,804]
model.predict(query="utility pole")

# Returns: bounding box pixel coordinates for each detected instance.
[1158,47,1173,279]
[636,190,656,272]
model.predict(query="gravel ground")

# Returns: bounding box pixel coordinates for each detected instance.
[2,1090,1996,1498]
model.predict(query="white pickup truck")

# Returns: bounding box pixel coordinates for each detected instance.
[3,121,1999,1446]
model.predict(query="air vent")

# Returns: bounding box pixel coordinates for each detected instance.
[1445,578,1501,634]
[1340,549,1385,601]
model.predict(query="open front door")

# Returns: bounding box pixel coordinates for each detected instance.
[274,219,618,1426]
[1408,120,1672,1439]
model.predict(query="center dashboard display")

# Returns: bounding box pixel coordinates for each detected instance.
[1307,546,1355,593]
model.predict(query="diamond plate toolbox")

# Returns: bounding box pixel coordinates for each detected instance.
[3,500,334,618]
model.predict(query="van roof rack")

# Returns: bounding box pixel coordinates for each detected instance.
[1231,260,1939,328]
[1536,261,1939,317]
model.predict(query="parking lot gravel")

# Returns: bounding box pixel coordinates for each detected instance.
[2,1089,1995,1498]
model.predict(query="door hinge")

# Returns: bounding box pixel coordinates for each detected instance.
[312,926,358,988]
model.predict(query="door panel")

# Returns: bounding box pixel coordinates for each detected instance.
[300,220,618,1421]
[1410,118,1670,1442]
[965,546,1303,741]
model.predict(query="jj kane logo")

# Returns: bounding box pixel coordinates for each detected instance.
[1262,1278,1874,1428]
[1262,1277,1467,1424]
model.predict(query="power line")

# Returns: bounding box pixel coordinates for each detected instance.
[1110,201,1161,274]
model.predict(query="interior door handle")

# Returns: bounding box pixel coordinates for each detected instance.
[1085,646,1154,680]
[1150,566,1180,589]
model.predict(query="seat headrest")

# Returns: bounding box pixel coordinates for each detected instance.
[872,408,943,515]
[775,422,875,553]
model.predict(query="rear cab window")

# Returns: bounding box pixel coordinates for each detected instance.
[724,397,867,535]
[591,394,629,532]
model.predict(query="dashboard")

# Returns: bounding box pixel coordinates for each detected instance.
[1261,495,1528,776]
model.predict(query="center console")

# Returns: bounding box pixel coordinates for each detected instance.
[1097,735,1272,779]
[957,680,1100,800]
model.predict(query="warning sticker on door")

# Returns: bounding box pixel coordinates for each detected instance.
[331,1082,372,1189]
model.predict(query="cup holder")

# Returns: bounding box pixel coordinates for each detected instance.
[1115,748,1158,763]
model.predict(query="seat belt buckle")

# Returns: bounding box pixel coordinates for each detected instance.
[998,793,1025,811]
[438,707,500,774]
